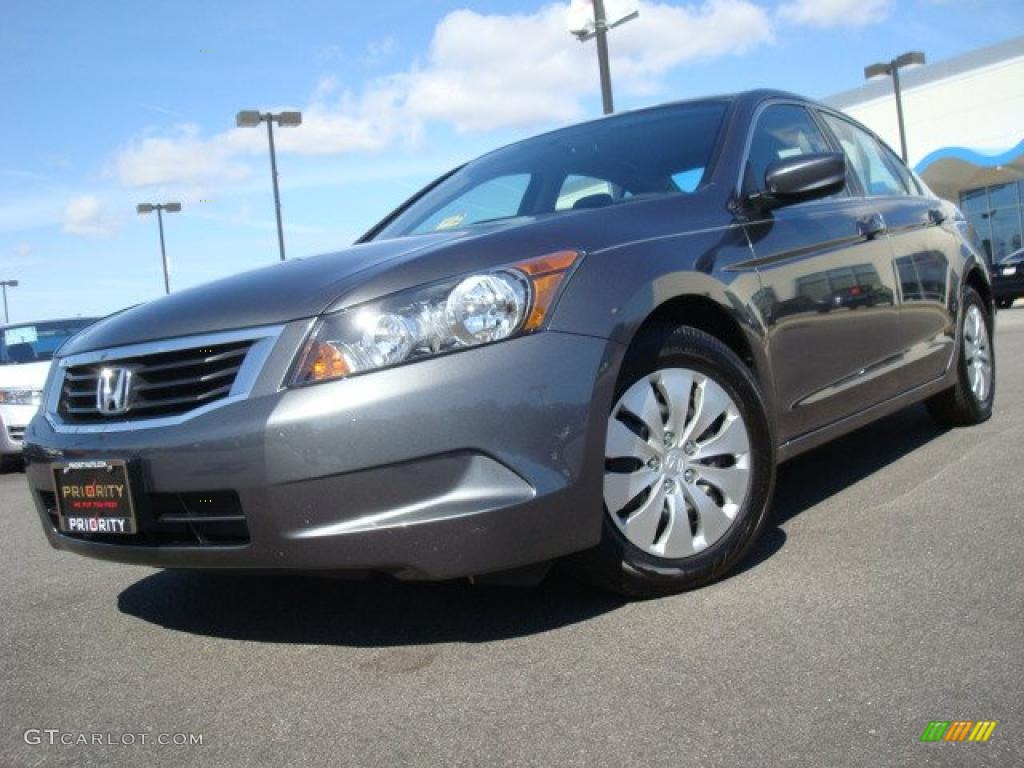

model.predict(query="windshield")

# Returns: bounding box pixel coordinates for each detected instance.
[372,100,729,240]
[999,249,1024,265]
[0,319,97,365]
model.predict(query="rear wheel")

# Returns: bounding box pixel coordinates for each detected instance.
[997,298,1014,310]
[571,325,775,598]
[926,287,995,427]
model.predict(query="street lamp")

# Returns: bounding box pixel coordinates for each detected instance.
[0,280,18,324]
[236,110,302,262]
[569,0,639,115]
[136,202,181,295]
[864,51,926,163]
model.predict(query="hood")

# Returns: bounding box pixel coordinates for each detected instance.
[0,360,52,389]
[61,192,720,356]
[63,231,464,355]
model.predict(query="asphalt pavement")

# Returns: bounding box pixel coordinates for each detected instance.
[3,310,1023,768]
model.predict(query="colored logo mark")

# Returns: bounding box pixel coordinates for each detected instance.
[921,720,997,742]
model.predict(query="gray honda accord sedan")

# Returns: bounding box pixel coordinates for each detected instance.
[25,90,995,596]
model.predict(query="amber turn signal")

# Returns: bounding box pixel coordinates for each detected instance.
[513,250,581,332]
[304,341,351,383]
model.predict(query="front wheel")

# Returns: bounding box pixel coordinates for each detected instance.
[570,325,775,598]
[926,287,995,427]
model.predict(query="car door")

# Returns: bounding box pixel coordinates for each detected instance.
[743,103,903,443]
[819,112,959,389]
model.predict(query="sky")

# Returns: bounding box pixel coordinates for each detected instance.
[2,0,1022,323]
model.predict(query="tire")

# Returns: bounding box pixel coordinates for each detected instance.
[926,287,995,427]
[996,298,1013,310]
[570,325,775,598]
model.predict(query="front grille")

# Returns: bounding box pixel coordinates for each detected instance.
[7,426,25,443]
[40,489,249,546]
[58,340,252,423]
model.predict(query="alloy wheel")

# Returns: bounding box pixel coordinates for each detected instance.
[604,368,752,559]
[964,304,992,402]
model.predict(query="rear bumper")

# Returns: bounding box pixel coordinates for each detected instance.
[24,331,622,579]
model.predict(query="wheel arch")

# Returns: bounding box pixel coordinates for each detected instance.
[623,292,776,418]
[964,264,994,317]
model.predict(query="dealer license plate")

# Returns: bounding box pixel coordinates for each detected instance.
[53,460,137,535]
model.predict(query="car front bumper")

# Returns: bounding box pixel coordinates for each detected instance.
[0,403,36,454]
[24,329,622,580]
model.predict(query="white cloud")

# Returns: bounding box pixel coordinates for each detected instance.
[778,0,892,28]
[63,195,114,236]
[404,1,773,132]
[363,36,396,65]
[612,0,774,88]
[113,80,410,188]
[108,1,773,186]
[311,75,340,101]
[14,243,34,258]
[403,5,591,132]
[263,81,412,155]
[114,124,252,188]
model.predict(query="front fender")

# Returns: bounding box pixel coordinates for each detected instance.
[548,221,774,414]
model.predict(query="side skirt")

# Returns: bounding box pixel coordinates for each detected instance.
[776,374,953,463]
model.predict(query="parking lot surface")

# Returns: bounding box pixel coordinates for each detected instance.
[3,311,1023,768]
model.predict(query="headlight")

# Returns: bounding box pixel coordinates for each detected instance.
[0,389,42,406]
[291,250,580,385]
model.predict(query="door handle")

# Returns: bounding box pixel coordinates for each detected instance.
[858,214,886,240]
[928,207,947,225]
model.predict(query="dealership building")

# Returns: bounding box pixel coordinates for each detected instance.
[827,35,1024,266]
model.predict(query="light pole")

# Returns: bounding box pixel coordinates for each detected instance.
[864,51,926,163]
[136,202,181,294]
[570,0,639,115]
[236,110,302,261]
[0,280,18,324]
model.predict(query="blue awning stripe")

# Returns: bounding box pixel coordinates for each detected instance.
[914,138,1024,173]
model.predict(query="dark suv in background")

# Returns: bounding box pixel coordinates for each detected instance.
[993,247,1024,308]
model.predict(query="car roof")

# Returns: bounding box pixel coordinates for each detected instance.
[546,88,809,128]
[467,89,811,165]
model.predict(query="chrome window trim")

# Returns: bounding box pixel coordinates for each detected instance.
[44,324,285,434]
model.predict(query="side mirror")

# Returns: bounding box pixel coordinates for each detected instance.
[749,152,847,211]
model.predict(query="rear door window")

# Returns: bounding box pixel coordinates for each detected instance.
[821,114,909,197]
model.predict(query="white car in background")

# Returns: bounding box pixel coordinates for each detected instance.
[1,318,97,470]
